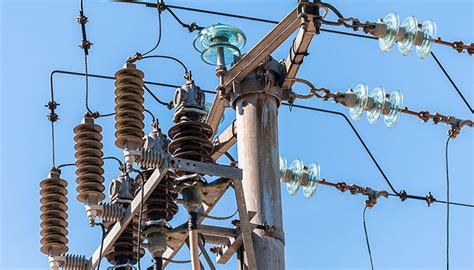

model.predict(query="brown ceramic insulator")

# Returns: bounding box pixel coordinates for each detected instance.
[74,116,105,204]
[168,120,213,163]
[136,170,179,222]
[40,169,69,256]
[114,63,145,150]
[105,219,144,265]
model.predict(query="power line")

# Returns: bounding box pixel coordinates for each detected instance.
[430,52,473,113]
[363,206,374,270]
[445,136,451,270]
[125,1,473,114]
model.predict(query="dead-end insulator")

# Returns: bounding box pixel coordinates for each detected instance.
[74,115,105,224]
[114,62,146,166]
[40,169,69,257]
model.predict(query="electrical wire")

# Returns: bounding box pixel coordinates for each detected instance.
[103,156,124,168]
[143,85,174,109]
[139,55,189,74]
[430,52,473,114]
[362,206,374,270]
[445,136,451,270]
[56,163,76,170]
[50,121,56,168]
[165,6,203,31]
[132,169,146,270]
[141,0,163,57]
[84,53,94,115]
[282,102,399,195]
[49,70,400,196]
[144,108,156,123]
[95,222,106,270]
[224,152,236,162]
[198,209,239,221]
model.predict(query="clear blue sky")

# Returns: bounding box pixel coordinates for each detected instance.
[1,0,473,269]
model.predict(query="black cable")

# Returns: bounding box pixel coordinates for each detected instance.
[139,55,189,74]
[143,85,174,109]
[387,193,474,208]
[445,136,451,270]
[320,2,344,19]
[141,0,163,57]
[51,121,56,168]
[198,209,239,221]
[363,206,374,270]
[56,163,76,170]
[165,6,203,31]
[96,222,106,270]
[132,169,146,270]
[164,4,279,24]
[144,108,156,123]
[102,156,124,168]
[84,53,94,115]
[319,28,377,40]
[282,102,399,195]
[224,152,236,162]
[430,52,473,114]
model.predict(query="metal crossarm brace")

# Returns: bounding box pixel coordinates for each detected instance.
[206,6,301,134]
[88,165,169,269]
[211,120,237,161]
[162,179,232,267]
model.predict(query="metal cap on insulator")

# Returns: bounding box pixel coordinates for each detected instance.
[40,169,69,257]
[74,115,105,206]
[109,173,135,204]
[172,73,207,123]
[138,120,170,170]
[114,62,146,166]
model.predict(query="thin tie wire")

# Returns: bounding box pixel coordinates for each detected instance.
[96,222,106,270]
[363,206,374,270]
[141,0,163,57]
[445,136,451,270]
[50,121,56,168]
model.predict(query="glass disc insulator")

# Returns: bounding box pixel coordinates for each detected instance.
[378,12,400,52]
[416,20,436,59]
[398,16,418,56]
[279,156,287,183]
[303,163,320,199]
[384,90,403,128]
[367,87,386,124]
[193,23,246,66]
[287,159,304,196]
[349,83,369,120]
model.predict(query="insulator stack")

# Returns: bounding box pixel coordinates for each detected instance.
[114,62,145,165]
[139,148,163,169]
[99,202,124,223]
[105,219,144,266]
[168,77,213,163]
[168,120,213,163]
[136,170,179,222]
[40,169,69,256]
[61,254,87,270]
[73,115,105,205]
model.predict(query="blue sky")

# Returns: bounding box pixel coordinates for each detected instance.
[0,0,473,269]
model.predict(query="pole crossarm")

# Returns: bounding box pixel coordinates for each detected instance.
[211,120,237,161]
[88,165,169,269]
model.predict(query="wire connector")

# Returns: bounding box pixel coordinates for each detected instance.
[45,101,60,122]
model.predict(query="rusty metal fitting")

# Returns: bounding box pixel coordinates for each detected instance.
[399,190,408,202]
[45,101,60,122]
[231,219,240,228]
[209,246,222,254]
[336,182,348,192]
[448,126,461,138]
[76,14,88,25]
[78,40,92,50]
[425,192,435,207]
